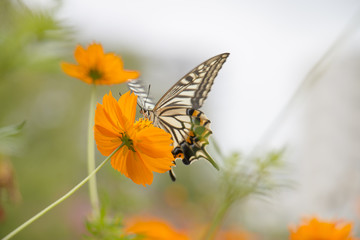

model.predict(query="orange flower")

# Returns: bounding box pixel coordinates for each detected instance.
[289,217,359,240]
[61,43,139,84]
[94,91,174,186]
[125,217,189,240]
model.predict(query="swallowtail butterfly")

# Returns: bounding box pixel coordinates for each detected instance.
[128,53,229,180]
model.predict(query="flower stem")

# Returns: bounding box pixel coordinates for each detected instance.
[202,200,232,240]
[2,145,122,240]
[88,84,99,217]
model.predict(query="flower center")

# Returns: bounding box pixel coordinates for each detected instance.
[120,132,135,152]
[88,68,102,81]
[134,118,152,130]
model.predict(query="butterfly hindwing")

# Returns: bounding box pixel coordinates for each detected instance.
[171,109,217,166]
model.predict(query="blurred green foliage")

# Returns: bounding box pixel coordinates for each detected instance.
[0,1,91,239]
[0,0,68,81]
[0,122,25,155]
[202,149,286,240]
[85,206,139,240]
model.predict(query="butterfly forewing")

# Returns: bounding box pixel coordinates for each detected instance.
[154,53,229,110]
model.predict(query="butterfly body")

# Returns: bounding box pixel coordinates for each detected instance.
[128,53,229,180]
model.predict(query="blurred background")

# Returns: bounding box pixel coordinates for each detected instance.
[0,0,360,239]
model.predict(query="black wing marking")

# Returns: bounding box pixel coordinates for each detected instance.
[154,53,229,111]
[155,107,192,148]
[171,109,218,170]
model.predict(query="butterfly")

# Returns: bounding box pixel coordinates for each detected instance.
[128,53,229,180]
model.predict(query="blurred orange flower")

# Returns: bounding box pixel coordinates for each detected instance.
[94,91,174,186]
[125,217,189,240]
[61,43,139,84]
[290,217,359,240]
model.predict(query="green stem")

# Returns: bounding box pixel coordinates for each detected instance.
[203,173,258,240]
[2,145,122,240]
[202,200,232,240]
[88,84,99,217]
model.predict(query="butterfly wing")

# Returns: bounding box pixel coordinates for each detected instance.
[127,53,229,179]
[127,79,156,110]
[153,53,229,159]
[155,53,229,110]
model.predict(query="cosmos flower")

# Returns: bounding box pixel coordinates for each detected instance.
[289,217,358,240]
[61,43,139,84]
[94,91,174,186]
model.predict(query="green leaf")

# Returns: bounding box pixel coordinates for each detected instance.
[0,121,25,139]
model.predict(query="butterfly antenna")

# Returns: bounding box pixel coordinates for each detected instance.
[144,84,151,108]
[137,102,142,109]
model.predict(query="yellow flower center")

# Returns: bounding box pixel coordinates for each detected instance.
[88,68,102,81]
[120,132,135,152]
[133,118,152,131]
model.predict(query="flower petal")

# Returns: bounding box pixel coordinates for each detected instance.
[110,147,128,175]
[119,69,141,81]
[118,91,137,125]
[126,151,153,186]
[86,43,104,67]
[136,126,173,158]
[102,91,128,130]
[125,218,189,240]
[60,62,92,84]
[73,44,89,66]
[140,154,174,173]
[94,91,129,156]
[289,217,357,240]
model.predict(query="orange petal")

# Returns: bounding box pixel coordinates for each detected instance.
[60,62,92,83]
[98,54,140,84]
[86,43,104,67]
[126,218,189,240]
[289,217,357,240]
[140,153,174,173]
[136,126,173,158]
[126,151,153,186]
[110,147,128,176]
[120,69,141,80]
[94,127,122,156]
[118,91,137,124]
[103,53,124,70]
[73,44,89,66]
[94,102,122,134]
[102,91,128,130]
